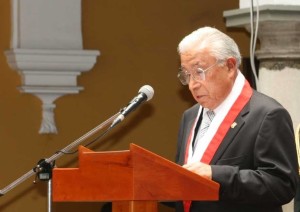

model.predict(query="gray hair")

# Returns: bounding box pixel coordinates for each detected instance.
[178,27,242,67]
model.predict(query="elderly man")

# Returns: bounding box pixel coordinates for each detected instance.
[175,27,298,212]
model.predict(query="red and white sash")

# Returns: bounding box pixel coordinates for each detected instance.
[183,73,253,212]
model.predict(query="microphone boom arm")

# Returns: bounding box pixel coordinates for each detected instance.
[0,112,120,196]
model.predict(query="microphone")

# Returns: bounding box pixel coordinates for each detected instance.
[110,85,154,128]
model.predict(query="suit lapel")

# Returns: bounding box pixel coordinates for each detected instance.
[179,105,200,164]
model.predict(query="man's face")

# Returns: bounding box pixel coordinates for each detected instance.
[180,49,236,110]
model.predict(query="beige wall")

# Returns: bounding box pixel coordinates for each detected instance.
[0,0,250,211]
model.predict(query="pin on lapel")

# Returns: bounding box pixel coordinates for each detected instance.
[231,122,237,128]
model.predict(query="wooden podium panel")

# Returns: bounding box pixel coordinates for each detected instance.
[52,144,219,203]
[113,201,157,212]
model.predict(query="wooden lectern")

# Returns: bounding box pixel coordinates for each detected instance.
[52,144,219,211]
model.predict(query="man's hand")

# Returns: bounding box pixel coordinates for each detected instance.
[183,162,212,180]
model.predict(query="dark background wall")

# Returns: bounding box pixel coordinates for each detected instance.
[0,1,250,211]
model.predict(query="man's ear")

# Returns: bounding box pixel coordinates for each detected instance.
[225,57,238,80]
[226,57,237,70]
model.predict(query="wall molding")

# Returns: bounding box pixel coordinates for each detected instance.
[6,0,100,134]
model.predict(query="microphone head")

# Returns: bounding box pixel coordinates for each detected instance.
[139,85,154,101]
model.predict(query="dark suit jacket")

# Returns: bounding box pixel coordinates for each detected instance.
[175,90,299,212]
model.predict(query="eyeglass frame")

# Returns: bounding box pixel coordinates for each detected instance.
[177,60,224,85]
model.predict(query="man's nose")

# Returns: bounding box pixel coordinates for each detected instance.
[188,77,201,89]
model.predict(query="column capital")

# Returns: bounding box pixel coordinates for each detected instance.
[224,5,300,64]
[224,5,300,28]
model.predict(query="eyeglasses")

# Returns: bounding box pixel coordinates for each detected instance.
[177,60,222,85]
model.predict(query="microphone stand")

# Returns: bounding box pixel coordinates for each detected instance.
[0,112,120,212]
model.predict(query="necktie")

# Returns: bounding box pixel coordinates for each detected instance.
[193,110,215,152]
